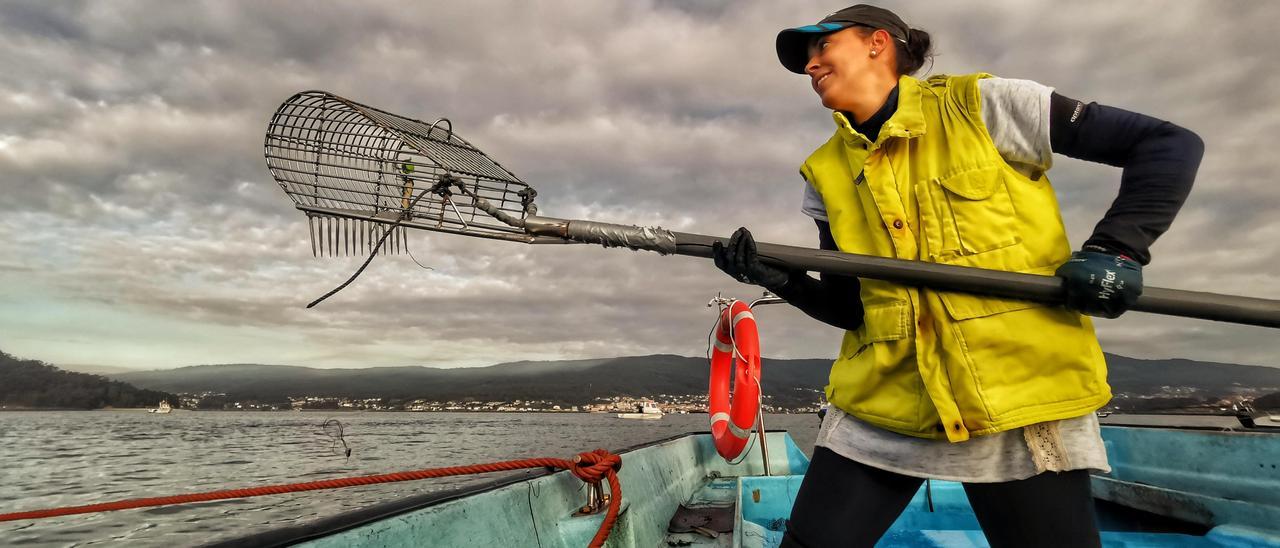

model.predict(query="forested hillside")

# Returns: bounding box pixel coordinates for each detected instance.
[0,350,176,409]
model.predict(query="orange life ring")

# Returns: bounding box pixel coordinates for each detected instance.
[708,300,762,461]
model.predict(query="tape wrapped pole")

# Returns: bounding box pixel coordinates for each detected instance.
[525,216,678,254]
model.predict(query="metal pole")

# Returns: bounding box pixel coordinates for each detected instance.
[747,293,786,477]
[522,216,1280,329]
[755,411,771,477]
[671,232,1280,329]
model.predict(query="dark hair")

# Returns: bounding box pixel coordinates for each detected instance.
[897,28,934,76]
[852,25,934,76]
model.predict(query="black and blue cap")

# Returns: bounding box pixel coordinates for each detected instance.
[776,4,910,74]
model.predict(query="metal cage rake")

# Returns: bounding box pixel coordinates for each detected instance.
[262,91,1280,327]
[264,91,548,257]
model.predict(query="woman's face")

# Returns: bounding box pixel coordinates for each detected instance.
[805,28,877,112]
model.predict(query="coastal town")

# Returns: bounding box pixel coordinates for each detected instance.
[177,392,828,414]
[168,385,1275,416]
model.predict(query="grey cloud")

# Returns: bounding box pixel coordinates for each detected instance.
[1,0,1278,369]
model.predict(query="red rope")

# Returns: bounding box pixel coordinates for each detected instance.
[1,449,624,548]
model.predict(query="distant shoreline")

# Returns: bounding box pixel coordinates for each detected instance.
[0,408,822,415]
[0,406,159,412]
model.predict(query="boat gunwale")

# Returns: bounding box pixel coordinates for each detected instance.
[204,430,764,548]
[205,419,1277,547]
[1100,413,1280,432]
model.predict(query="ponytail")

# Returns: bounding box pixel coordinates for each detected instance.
[896,28,934,76]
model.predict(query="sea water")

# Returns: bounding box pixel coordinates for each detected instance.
[0,411,820,547]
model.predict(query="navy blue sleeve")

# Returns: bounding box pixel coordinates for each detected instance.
[1049,92,1204,265]
[769,220,864,331]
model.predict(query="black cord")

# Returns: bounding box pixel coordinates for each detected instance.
[306,186,438,308]
[404,234,435,271]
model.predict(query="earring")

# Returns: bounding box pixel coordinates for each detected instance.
[870,50,878,57]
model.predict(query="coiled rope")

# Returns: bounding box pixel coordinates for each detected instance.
[0,449,624,548]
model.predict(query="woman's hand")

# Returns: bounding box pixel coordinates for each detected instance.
[1055,248,1143,318]
[712,227,792,290]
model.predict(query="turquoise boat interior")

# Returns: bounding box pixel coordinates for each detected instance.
[218,419,1280,547]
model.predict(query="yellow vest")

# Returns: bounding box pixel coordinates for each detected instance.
[800,73,1110,442]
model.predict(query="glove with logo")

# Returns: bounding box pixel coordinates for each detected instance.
[1054,247,1143,319]
[712,227,791,290]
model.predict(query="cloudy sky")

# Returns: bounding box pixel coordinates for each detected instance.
[2,1,1278,371]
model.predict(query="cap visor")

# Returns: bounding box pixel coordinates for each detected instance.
[775,23,849,74]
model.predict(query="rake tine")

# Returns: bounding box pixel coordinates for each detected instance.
[308,216,317,258]
[346,218,352,257]
[331,217,338,257]
[317,217,324,258]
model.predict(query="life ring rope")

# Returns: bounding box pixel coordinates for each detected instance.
[728,309,755,363]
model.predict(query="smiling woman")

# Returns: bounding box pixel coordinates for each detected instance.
[792,18,930,119]
[709,4,1206,547]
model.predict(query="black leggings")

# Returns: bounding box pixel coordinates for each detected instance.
[781,447,1102,548]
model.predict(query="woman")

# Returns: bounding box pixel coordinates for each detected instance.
[712,4,1203,547]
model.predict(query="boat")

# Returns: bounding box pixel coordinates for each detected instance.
[219,415,1280,547]
[148,400,172,414]
[616,402,663,420]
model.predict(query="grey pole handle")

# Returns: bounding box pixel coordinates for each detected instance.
[522,216,1280,329]
[671,232,1280,329]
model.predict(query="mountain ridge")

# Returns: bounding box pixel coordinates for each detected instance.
[112,353,1280,410]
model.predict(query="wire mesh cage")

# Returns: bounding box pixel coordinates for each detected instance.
[264,91,538,255]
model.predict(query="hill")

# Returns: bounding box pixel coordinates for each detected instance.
[0,351,178,410]
[1103,354,1280,395]
[113,353,1280,411]
[115,355,832,408]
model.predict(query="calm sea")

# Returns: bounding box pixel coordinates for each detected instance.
[0,411,820,547]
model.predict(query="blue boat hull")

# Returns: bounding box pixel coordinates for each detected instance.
[215,423,1280,547]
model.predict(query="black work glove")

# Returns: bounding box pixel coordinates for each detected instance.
[1055,247,1143,319]
[712,227,791,290]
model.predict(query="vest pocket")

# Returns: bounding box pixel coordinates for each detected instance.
[842,301,913,358]
[930,167,1021,258]
[937,291,1043,321]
